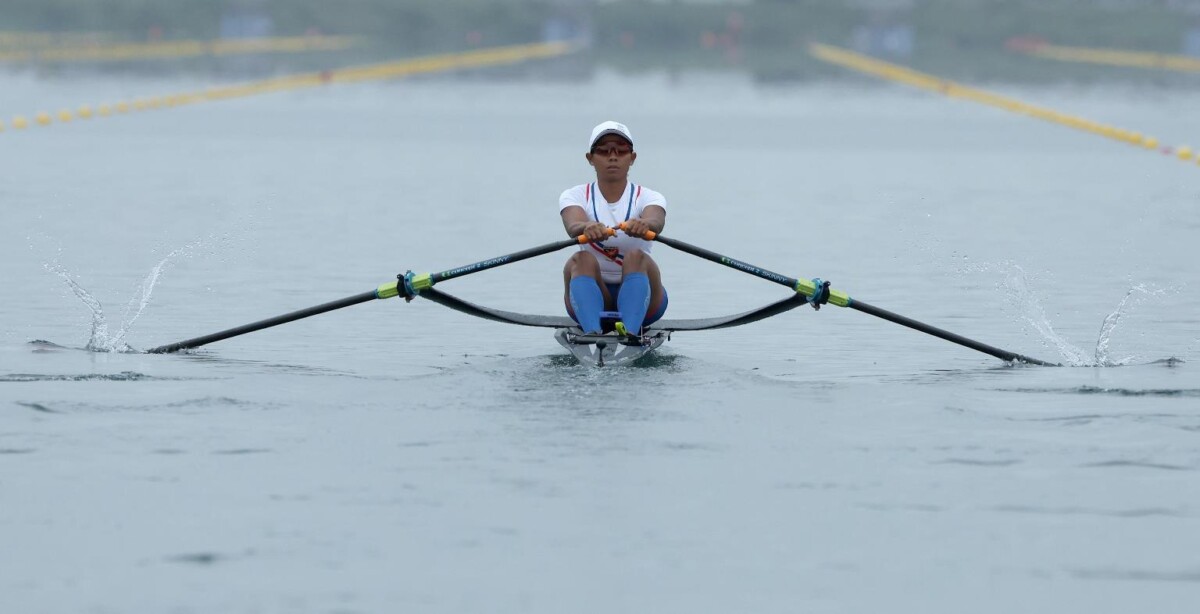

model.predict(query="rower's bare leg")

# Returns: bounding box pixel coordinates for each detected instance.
[563,252,613,333]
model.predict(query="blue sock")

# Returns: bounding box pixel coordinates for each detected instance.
[569,277,604,333]
[617,272,651,335]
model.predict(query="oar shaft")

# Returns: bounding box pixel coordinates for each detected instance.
[147,290,379,354]
[653,234,800,290]
[646,231,1057,366]
[150,235,595,354]
[850,300,1057,366]
[432,237,580,284]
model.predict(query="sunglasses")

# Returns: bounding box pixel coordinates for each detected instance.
[591,144,633,157]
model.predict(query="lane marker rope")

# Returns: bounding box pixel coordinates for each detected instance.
[2,41,576,135]
[1008,38,1200,73]
[809,42,1199,166]
[0,34,359,63]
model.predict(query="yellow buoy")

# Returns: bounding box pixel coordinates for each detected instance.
[115,102,130,113]
[1177,146,1194,161]
[13,116,29,129]
[78,105,93,119]
[1143,136,1159,150]
[57,110,73,122]
[36,111,52,125]
[98,105,112,116]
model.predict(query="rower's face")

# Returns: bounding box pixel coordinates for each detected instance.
[586,135,636,180]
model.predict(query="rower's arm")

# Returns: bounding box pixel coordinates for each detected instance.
[639,204,666,234]
[561,205,611,242]
[614,205,664,242]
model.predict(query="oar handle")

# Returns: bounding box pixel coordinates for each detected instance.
[617,222,656,240]
[576,228,617,243]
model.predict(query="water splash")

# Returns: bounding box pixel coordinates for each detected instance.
[1093,285,1164,366]
[996,264,1168,367]
[997,264,1091,365]
[42,238,213,353]
[113,244,198,350]
[43,262,127,352]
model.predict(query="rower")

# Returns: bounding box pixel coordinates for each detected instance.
[559,121,668,339]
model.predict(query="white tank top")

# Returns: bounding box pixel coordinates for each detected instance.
[558,182,667,283]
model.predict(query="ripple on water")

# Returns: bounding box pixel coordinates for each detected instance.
[933,458,1023,466]
[1082,460,1193,471]
[1,371,158,382]
[1150,357,1187,367]
[1070,568,1200,583]
[857,502,945,513]
[990,504,1189,518]
[8,396,264,415]
[163,396,258,408]
[1001,386,1200,397]
[165,550,254,565]
[14,401,57,413]
[1007,412,1188,427]
[27,340,68,352]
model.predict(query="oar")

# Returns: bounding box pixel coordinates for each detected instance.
[147,233,606,354]
[619,224,1058,366]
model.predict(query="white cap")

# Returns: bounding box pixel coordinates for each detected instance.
[588,121,633,150]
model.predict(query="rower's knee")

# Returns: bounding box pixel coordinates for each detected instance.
[622,248,648,272]
[566,252,600,277]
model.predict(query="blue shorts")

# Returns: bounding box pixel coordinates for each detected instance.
[566,282,668,331]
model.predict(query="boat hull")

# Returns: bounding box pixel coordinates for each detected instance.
[553,328,667,367]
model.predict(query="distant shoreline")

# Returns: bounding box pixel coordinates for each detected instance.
[2,1,1197,84]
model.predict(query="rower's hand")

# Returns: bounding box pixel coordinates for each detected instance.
[581,222,613,243]
[620,218,655,240]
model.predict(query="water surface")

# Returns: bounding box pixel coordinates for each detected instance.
[2,69,1199,613]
